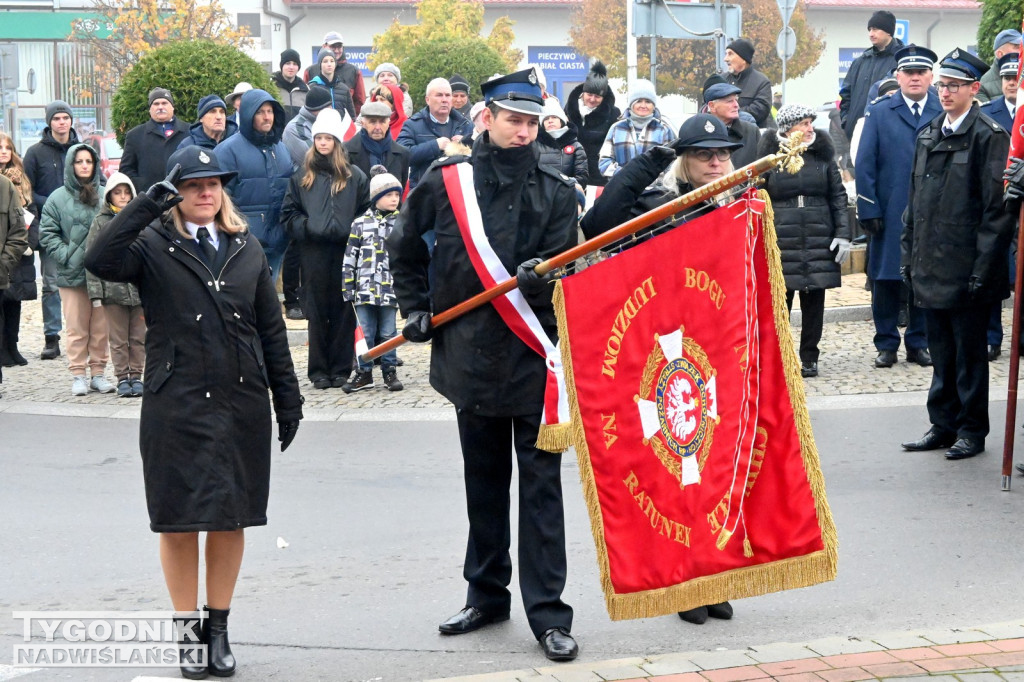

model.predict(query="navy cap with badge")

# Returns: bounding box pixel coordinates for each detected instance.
[165,146,238,184]
[894,44,938,71]
[671,114,743,154]
[998,52,1020,78]
[937,47,990,81]
[480,68,545,116]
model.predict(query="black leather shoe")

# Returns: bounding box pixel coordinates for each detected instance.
[801,362,818,378]
[945,437,984,460]
[706,601,734,620]
[173,615,208,680]
[438,606,509,635]
[203,606,235,677]
[988,345,1002,361]
[906,348,932,366]
[678,606,708,624]
[902,427,956,451]
[874,350,897,368]
[539,627,578,661]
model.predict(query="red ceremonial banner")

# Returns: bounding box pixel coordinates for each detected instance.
[555,190,837,620]
[1010,17,1024,164]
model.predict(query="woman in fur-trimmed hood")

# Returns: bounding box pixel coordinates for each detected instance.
[757,104,851,378]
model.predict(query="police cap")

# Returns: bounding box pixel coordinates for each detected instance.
[480,68,544,116]
[894,44,937,71]
[998,52,1020,77]
[671,114,744,154]
[937,47,989,82]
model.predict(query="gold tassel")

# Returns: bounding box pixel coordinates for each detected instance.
[716,527,733,551]
[743,537,753,558]
[536,423,572,453]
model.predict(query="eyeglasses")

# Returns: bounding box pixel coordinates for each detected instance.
[934,82,967,93]
[689,148,732,162]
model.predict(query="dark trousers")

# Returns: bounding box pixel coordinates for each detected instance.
[456,409,573,639]
[923,306,990,441]
[1,298,20,350]
[785,289,825,364]
[872,280,927,352]
[282,240,302,308]
[301,243,355,381]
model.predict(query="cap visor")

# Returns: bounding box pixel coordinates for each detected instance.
[936,67,975,81]
[493,100,543,116]
[672,139,744,152]
[177,169,239,183]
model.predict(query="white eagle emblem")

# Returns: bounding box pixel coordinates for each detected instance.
[704,120,715,133]
[528,70,537,85]
[198,150,211,164]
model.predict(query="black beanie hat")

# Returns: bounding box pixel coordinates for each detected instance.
[868,11,896,36]
[280,48,301,69]
[449,73,470,93]
[726,39,755,64]
[583,60,608,95]
[305,85,332,112]
[45,100,73,125]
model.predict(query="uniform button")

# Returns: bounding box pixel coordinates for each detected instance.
[208,281,213,286]
[168,247,175,252]
[166,362,172,370]
[220,281,226,286]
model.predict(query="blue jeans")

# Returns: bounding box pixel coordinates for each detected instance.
[38,250,62,337]
[261,238,288,284]
[355,304,397,371]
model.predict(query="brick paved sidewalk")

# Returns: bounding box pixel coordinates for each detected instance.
[427,622,1024,682]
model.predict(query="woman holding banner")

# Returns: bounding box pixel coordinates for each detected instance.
[581,113,743,625]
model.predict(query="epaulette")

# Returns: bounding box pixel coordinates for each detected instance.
[537,163,576,187]
[976,110,1005,133]
[868,91,895,106]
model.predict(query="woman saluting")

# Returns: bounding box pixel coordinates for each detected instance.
[85,145,303,680]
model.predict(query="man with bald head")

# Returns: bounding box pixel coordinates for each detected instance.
[397,77,474,187]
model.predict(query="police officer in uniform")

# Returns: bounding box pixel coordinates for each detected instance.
[856,45,940,369]
[386,68,580,661]
[901,48,1014,460]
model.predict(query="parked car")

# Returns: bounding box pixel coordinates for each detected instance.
[86,132,123,179]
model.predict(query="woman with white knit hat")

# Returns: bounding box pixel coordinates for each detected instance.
[598,78,677,178]
[281,108,370,389]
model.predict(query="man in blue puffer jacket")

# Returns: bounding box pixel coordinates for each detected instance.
[215,89,295,279]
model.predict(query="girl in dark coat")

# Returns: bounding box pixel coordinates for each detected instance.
[758,104,851,378]
[84,146,303,679]
[581,114,742,626]
[537,98,589,204]
[309,47,356,120]
[0,133,36,367]
[281,108,370,389]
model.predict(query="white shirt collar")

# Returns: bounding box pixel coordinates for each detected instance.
[942,109,970,133]
[185,221,219,248]
[902,93,928,112]
[1006,97,1016,117]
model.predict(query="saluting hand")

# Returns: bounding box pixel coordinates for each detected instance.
[146,164,183,213]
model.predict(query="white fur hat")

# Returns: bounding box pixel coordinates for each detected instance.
[310,108,346,143]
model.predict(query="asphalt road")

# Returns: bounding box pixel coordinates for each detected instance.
[3,401,1024,681]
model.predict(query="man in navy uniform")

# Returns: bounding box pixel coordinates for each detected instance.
[856,45,939,369]
[901,48,1014,460]
[980,51,1019,360]
[387,68,580,661]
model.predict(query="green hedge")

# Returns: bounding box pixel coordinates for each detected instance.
[111,40,278,145]
[400,38,510,111]
[976,0,1024,63]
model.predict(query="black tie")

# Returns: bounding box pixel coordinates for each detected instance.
[912,102,920,122]
[195,227,217,268]
[942,125,953,138]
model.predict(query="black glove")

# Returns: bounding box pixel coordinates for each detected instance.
[900,265,912,290]
[968,275,983,299]
[860,218,883,236]
[146,164,183,213]
[1005,157,1024,205]
[643,145,677,171]
[278,421,299,452]
[516,257,554,294]
[402,310,432,342]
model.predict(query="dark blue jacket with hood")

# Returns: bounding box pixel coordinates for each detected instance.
[214,89,294,252]
[177,118,238,151]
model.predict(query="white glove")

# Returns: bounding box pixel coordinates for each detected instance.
[830,237,851,265]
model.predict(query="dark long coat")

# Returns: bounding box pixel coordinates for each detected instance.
[387,140,577,416]
[839,38,904,139]
[564,83,621,187]
[84,193,303,532]
[120,118,190,194]
[855,90,942,280]
[759,129,851,292]
[343,132,410,189]
[902,104,1013,310]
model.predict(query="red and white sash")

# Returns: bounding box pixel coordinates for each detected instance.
[441,162,571,452]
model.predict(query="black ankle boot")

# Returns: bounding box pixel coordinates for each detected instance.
[9,344,27,366]
[203,606,235,677]
[173,614,208,680]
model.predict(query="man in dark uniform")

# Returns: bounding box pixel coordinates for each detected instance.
[856,45,939,369]
[387,68,580,661]
[980,51,1020,360]
[901,48,1014,460]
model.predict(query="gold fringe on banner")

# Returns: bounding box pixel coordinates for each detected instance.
[553,192,838,622]
[536,423,573,453]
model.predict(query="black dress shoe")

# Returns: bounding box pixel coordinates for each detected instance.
[539,627,578,661]
[706,601,734,620]
[988,345,1002,361]
[902,427,956,451]
[906,348,932,366]
[801,362,818,378]
[311,377,331,390]
[438,606,509,635]
[678,606,708,624]
[874,350,897,368]
[945,437,984,460]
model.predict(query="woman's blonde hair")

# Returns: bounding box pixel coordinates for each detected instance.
[658,151,735,204]
[0,132,32,205]
[300,137,350,194]
[170,181,247,239]
[370,85,395,110]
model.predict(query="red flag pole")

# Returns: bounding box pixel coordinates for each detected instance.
[1002,204,1024,491]
[360,153,789,363]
